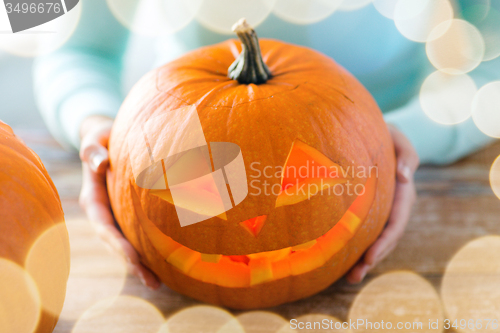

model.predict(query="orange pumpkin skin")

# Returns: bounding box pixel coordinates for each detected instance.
[107,38,396,308]
[0,122,70,332]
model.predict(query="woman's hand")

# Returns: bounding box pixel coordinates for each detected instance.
[346,125,420,284]
[79,115,160,290]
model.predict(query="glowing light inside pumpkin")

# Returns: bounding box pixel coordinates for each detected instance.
[472,81,500,138]
[239,215,268,237]
[291,239,317,251]
[349,271,443,333]
[138,168,377,287]
[201,253,222,263]
[276,139,348,208]
[441,236,500,330]
[0,259,41,333]
[419,71,477,125]
[426,19,485,75]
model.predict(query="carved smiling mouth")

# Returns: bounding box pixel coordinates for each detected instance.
[133,169,377,288]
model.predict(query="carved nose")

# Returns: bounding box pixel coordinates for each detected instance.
[239,215,267,237]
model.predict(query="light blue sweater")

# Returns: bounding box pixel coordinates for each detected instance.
[33,0,497,164]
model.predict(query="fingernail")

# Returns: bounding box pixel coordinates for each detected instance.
[399,164,411,182]
[138,272,147,286]
[90,152,106,172]
[148,282,160,291]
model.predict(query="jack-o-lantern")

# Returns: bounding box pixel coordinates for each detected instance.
[108,19,395,309]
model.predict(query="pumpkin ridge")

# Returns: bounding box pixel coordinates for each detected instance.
[0,160,64,218]
[0,142,61,202]
[0,173,63,224]
[195,81,244,110]
[194,83,303,110]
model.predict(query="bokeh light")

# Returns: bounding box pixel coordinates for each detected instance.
[236,311,287,333]
[394,0,453,42]
[471,81,500,138]
[277,314,346,332]
[0,258,41,333]
[164,305,244,333]
[106,0,202,37]
[348,271,443,332]
[58,218,127,320]
[0,1,81,57]
[441,236,500,333]
[272,0,343,25]
[72,296,164,333]
[490,155,500,200]
[25,223,70,317]
[195,0,276,34]
[338,0,373,11]
[460,0,491,22]
[373,0,399,19]
[461,1,500,61]
[426,19,485,74]
[420,70,477,125]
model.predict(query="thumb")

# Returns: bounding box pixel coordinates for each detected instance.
[388,125,420,183]
[79,116,113,174]
[81,144,109,174]
[80,142,109,174]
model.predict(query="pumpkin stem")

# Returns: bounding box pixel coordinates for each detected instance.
[228,18,272,84]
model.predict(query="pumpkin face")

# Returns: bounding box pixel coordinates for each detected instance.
[107,21,395,309]
[0,121,70,332]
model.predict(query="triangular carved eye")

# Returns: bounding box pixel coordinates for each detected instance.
[275,140,348,208]
[239,215,267,237]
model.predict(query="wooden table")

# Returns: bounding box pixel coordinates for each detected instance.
[15,127,500,333]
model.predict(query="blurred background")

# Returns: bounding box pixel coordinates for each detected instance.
[0,32,156,129]
[0,50,41,127]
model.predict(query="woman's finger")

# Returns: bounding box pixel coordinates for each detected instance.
[367,180,415,259]
[388,125,420,183]
[346,180,416,283]
[80,143,109,173]
[80,163,161,289]
[79,119,112,174]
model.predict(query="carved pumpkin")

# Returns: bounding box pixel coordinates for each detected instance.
[108,19,396,309]
[0,121,69,332]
